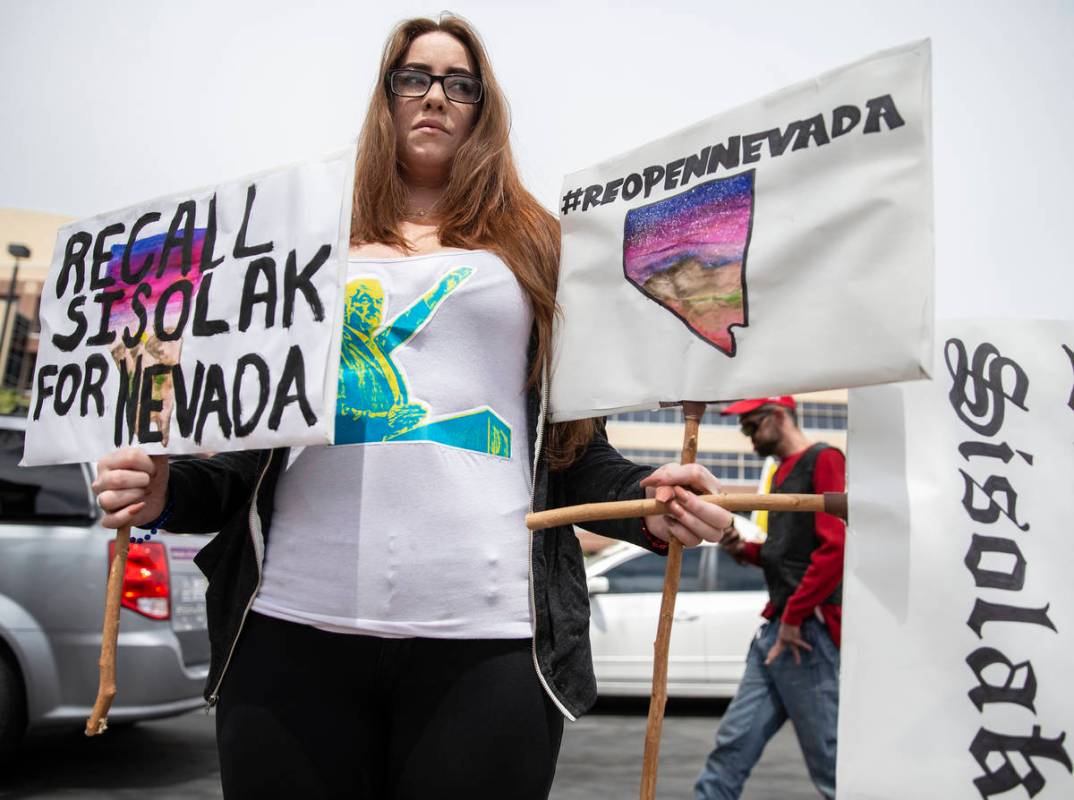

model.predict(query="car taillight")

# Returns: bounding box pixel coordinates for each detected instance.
[108,541,170,620]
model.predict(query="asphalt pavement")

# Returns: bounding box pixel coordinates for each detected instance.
[554,698,815,800]
[2,699,816,799]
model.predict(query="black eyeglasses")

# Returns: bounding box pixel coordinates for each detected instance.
[387,69,484,104]
[739,411,772,437]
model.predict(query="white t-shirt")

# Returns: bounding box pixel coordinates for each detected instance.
[252,250,535,638]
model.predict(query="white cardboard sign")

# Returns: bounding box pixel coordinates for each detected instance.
[22,145,355,466]
[551,40,933,421]
[839,319,1074,799]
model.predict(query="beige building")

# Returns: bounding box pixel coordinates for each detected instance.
[606,389,847,492]
[0,208,74,394]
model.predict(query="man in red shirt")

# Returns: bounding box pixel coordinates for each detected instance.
[694,396,845,800]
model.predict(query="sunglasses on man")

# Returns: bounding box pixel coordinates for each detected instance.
[739,410,773,437]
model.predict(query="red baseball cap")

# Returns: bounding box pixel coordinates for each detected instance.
[720,396,797,416]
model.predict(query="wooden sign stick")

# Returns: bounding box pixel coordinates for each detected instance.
[639,400,706,800]
[526,491,847,530]
[85,524,131,736]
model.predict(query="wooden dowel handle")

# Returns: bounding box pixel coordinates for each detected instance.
[640,401,706,800]
[526,492,847,531]
[85,525,130,736]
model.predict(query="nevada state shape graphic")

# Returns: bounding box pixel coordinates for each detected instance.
[623,171,755,356]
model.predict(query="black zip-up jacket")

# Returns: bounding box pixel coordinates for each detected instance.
[166,370,659,720]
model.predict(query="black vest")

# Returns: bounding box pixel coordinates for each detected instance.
[759,443,843,617]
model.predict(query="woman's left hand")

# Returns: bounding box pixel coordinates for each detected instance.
[639,463,734,548]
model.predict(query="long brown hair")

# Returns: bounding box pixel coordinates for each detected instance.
[351,13,594,470]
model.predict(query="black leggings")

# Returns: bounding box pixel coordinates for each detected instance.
[215,612,564,799]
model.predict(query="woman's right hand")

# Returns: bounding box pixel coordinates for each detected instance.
[91,447,169,529]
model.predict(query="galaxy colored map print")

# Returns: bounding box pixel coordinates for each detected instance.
[623,171,754,356]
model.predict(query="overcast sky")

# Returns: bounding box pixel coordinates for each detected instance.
[1,0,1071,319]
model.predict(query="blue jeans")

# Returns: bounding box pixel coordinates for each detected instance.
[694,617,839,800]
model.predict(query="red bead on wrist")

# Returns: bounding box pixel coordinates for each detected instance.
[640,518,669,553]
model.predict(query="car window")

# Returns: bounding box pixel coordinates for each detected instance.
[714,547,766,591]
[0,428,93,522]
[605,548,703,593]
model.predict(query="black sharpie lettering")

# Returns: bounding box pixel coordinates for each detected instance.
[642,164,665,198]
[681,147,710,187]
[233,183,273,258]
[172,361,206,439]
[157,200,196,279]
[1063,344,1074,412]
[33,365,58,420]
[966,647,1037,713]
[283,246,328,326]
[863,94,906,134]
[122,283,152,347]
[663,158,685,191]
[122,212,160,284]
[706,136,741,174]
[90,222,123,290]
[53,364,81,415]
[959,470,1029,531]
[57,232,91,298]
[232,354,270,437]
[791,114,830,150]
[831,105,861,137]
[137,364,169,444]
[113,354,142,447]
[969,727,1072,798]
[51,296,88,352]
[268,345,317,430]
[239,257,277,331]
[964,533,1026,591]
[86,289,124,347]
[561,95,907,216]
[945,339,1029,436]
[199,193,226,272]
[81,353,108,417]
[740,132,766,164]
[153,279,193,341]
[967,599,1056,638]
[600,178,624,205]
[621,173,643,201]
[766,124,797,157]
[192,272,229,336]
[959,440,1021,463]
[580,184,604,212]
[195,364,232,444]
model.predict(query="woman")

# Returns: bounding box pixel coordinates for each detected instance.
[92,14,732,799]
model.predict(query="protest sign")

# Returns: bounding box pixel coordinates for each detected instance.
[550,40,933,422]
[22,145,355,466]
[839,320,1074,799]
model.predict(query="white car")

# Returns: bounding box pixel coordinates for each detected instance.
[586,516,767,699]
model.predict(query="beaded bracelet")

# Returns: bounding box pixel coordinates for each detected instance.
[132,497,174,544]
[639,517,669,553]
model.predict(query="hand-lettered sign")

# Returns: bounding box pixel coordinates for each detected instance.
[550,40,934,421]
[22,145,355,466]
[839,319,1074,799]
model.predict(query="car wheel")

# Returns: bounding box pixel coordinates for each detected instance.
[0,653,26,764]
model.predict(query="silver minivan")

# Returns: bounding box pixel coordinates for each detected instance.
[0,415,211,761]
